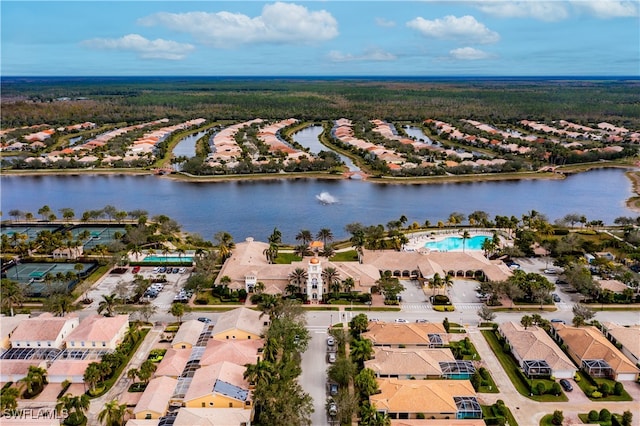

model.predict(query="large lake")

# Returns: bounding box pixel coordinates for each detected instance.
[1,168,636,243]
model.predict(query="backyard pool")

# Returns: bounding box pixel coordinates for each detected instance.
[424,235,489,252]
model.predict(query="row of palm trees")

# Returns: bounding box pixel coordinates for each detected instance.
[285,266,355,296]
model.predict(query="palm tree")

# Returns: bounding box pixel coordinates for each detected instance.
[46,294,75,317]
[350,338,373,365]
[83,363,101,393]
[288,268,308,292]
[243,359,275,387]
[316,228,334,246]
[268,227,282,245]
[126,368,138,384]
[137,360,157,384]
[461,230,470,253]
[97,294,118,317]
[263,242,278,264]
[360,402,391,426]
[293,244,310,258]
[169,302,186,323]
[56,393,90,426]
[322,267,341,295]
[295,229,313,245]
[98,399,131,426]
[37,205,51,221]
[214,231,235,261]
[1,279,24,316]
[0,387,19,411]
[19,366,47,397]
[442,274,454,295]
[429,273,443,296]
[343,277,355,293]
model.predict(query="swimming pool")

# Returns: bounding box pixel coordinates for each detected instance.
[424,235,488,252]
[141,255,194,263]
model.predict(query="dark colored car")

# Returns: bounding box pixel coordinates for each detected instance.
[559,379,573,392]
[327,382,338,396]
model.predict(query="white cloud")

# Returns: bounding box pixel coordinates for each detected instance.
[406,15,500,44]
[475,1,638,21]
[138,2,338,48]
[475,1,570,22]
[375,17,396,27]
[450,47,491,60]
[571,0,639,18]
[82,34,194,60]
[328,48,397,62]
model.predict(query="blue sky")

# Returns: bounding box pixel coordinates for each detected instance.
[2,1,639,76]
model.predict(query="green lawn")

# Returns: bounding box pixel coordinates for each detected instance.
[481,330,568,402]
[274,253,302,264]
[481,403,519,426]
[574,371,633,401]
[329,250,359,261]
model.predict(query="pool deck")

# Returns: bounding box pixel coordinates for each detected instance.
[404,229,503,252]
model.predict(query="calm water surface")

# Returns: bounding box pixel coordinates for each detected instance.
[1,168,635,243]
[293,125,360,172]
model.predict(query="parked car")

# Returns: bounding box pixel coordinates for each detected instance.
[327,399,338,417]
[552,293,561,302]
[327,336,335,346]
[544,268,558,274]
[132,266,141,274]
[327,352,337,363]
[559,379,573,392]
[550,319,566,324]
[415,319,428,323]
[178,267,186,274]
[197,317,212,323]
[327,382,338,396]
[394,318,409,323]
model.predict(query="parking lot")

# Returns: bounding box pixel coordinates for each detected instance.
[84,266,192,312]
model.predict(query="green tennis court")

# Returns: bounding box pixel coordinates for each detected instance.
[2,262,96,296]
[1,225,62,242]
[70,226,126,249]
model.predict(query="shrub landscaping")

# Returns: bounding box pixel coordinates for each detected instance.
[481,330,567,402]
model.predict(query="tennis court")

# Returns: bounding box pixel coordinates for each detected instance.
[70,226,126,249]
[2,262,97,296]
[1,225,62,242]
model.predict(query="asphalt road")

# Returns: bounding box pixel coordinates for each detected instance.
[300,319,332,426]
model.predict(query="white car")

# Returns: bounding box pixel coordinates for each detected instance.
[544,268,558,274]
[394,318,409,323]
[178,267,186,274]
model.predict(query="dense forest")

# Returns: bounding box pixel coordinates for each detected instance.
[2,77,639,128]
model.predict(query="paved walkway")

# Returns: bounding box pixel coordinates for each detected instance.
[86,326,161,424]
[467,328,640,426]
